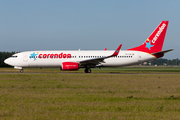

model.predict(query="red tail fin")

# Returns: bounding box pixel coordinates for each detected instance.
[128,21,169,53]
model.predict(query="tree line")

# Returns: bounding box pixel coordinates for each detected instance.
[0,51,179,67]
[148,58,179,66]
[0,51,16,67]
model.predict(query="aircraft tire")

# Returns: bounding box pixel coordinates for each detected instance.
[84,68,88,73]
[87,68,91,73]
[84,68,91,73]
[20,69,23,73]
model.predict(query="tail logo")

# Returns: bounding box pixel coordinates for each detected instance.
[152,23,166,43]
[145,39,154,50]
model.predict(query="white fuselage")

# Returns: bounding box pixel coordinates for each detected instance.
[4,50,156,68]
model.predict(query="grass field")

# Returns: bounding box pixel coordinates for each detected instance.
[0,67,180,119]
[1,66,180,73]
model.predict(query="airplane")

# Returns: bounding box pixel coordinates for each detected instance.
[4,21,173,73]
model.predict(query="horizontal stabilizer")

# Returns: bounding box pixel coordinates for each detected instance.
[151,49,174,58]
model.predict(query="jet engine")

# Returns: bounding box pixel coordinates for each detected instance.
[61,62,79,70]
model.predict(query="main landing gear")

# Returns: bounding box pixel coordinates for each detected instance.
[20,69,23,73]
[84,68,91,73]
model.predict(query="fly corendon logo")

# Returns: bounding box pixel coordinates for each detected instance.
[152,23,166,43]
[30,52,39,60]
[30,52,71,60]
[39,53,71,59]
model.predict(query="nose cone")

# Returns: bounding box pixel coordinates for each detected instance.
[4,58,11,65]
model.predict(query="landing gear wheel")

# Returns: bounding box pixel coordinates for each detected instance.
[87,68,91,73]
[20,69,23,73]
[84,68,91,73]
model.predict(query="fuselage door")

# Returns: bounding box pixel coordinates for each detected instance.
[138,53,142,62]
[23,54,28,62]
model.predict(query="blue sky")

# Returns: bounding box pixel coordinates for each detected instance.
[0,0,179,59]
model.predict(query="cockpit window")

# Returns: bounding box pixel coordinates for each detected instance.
[11,56,18,58]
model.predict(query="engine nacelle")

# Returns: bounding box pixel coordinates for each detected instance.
[61,62,79,70]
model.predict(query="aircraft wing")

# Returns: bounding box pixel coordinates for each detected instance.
[79,44,122,66]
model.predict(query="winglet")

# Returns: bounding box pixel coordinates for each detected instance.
[112,44,122,56]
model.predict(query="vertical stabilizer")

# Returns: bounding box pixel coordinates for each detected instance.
[128,21,169,53]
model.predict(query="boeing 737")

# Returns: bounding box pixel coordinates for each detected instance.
[4,21,173,73]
